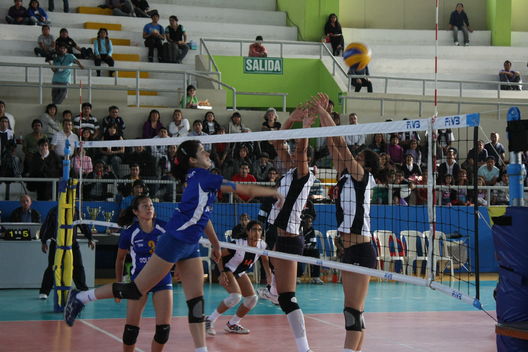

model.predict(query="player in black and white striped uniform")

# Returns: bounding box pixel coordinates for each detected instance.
[311,93,379,352]
[204,221,272,335]
[258,107,316,352]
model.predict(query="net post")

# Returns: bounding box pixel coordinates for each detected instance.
[471,126,480,300]
[426,116,436,283]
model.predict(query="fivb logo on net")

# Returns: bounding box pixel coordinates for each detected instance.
[405,120,421,129]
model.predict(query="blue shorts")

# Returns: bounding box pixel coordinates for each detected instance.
[155,233,201,263]
[132,272,173,294]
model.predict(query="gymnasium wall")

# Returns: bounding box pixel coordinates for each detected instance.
[212,56,344,110]
[277,0,339,41]
[511,0,528,31]
[338,0,487,30]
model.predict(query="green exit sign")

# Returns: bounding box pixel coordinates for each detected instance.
[243,57,283,74]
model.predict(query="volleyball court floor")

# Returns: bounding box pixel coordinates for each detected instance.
[0,279,497,352]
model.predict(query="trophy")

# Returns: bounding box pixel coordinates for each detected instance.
[103,210,115,234]
[86,206,102,233]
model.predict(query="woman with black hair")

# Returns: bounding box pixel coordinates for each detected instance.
[115,195,172,352]
[205,220,272,335]
[65,140,282,352]
[309,93,379,352]
[324,13,344,56]
[93,28,114,77]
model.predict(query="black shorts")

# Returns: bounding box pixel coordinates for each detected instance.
[341,242,377,269]
[275,235,304,256]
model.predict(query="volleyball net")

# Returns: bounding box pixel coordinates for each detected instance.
[73,112,483,309]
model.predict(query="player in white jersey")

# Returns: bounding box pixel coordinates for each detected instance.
[310,93,379,352]
[205,221,272,335]
[260,107,316,352]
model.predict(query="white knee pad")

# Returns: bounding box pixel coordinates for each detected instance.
[242,294,258,309]
[223,293,242,308]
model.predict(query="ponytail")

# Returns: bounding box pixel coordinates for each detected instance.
[361,149,381,180]
[172,140,202,183]
[117,195,151,227]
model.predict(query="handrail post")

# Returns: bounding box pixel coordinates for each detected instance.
[422,79,426,96]
[233,89,237,110]
[319,43,323,59]
[136,70,140,107]
[200,39,203,55]
[332,61,335,76]
[497,83,501,99]
[419,101,423,117]
[38,66,43,104]
[52,180,57,201]
[384,78,388,94]
[280,43,283,58]
[240,41,243,57]
[172,181,177,203]
[282,94,286,112]
[88,69,92,103]
[381,99,385,116]
[459,81,463,97]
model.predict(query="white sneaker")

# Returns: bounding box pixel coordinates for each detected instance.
[454,41,459,46]
[257,287,279,305]
[224,322,250,334]
[296,278,302,284]
[205,316,216,336]
[311,277,324,285]
[464,42,470,46]
[38,293,48,300]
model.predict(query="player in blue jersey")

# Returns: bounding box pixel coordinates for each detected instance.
[205,220,272,335]
[310,93,379,352]
[65,140,282,352]
[115,195,173,352]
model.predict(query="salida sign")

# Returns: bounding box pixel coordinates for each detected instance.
[243,57,283,74]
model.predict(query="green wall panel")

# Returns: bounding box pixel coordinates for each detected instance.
[277,0,339,41]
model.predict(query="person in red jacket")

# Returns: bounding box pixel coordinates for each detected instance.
[231,163,256,202]
[248,35,267,57]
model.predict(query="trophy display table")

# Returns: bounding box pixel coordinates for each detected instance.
[0,239,95,289]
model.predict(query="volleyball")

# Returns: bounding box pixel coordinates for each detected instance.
[343,42,372,70]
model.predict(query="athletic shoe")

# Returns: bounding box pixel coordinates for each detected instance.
[311,277,324,285]
[205,316,216,336]
[296,278,302,284]
[464,42,470,46]
[454,41,459,46]
[38,293,48,300]
[64,289,85,327]
[224,322,250,334]
[257,287,279,305]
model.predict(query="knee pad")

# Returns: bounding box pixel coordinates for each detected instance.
[343,307,365,331]
[154,324,170,344]
[278,292,300,314]
[122,324,140,345]
[242,294,258,310]
[223,293,242,308]
[186,296,204,323]
[112,281,142,300]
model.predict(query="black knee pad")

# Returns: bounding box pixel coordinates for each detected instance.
[278,292,300,314]
[343,307,365,331]
[275,235,304,255]
[186,296,204,323]
[154,324,170,344]
[122,324,140,345]
[112,281,142,300]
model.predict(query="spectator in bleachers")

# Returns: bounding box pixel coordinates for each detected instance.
[48,0,68,13]
[478,156,500,186]
[74,102,100,139]
[378,152,394,173]
[165,15,189,64]
[142,109,164,138]
[465,140,488,169]
[260,107,280,160]
[297,213,324,284]
[168,109,189,137]
[28,0,49,25]
[22,119,45,172]
[399,119,421,149]
[80,129,98,160]
[223,144,252,179]
[324,13,344,56]
[156,144,177,201]
[405,139,422,167]
[51,119,78,159]
[9,194,41,222]
[252,152,274,182]
[248,35,267,57]
[492,173,509,205]
[93,28,115,77]
[48,43,84,105]
[387,135,404,165]
[484,132,506,166]
[131,0,152,18]
[348,64,373,93]
[368,133,386,154]
[100,105,125,137]
[439,174,456,206]
[0,117,15,157]
[143,11,164,63]
[231,213,250,239]
[0,142,22,186]
[28,138,61,200]
[83,160,116,201]
[228,111,250,133]
[99,123,125,177]
[452,168,470,205]
[40,104,59,138]
[118,163,145,197]
[188,119,211,152]
[499,60,522,91]
[6,0,36,25]
[101,0,132,16]
[202,111,221,135]
[232,162,257,202]
[449,3,473,46]
[401,152,422,179]
[179,84,198,108]
[124,146,156,178]
[120,179,147,209]
[438,148,460,183]
[151,127,169,176]
[210,126,229,170]
[476,176,488,206]
[55,28,92,59]
[345,113,365,155]
[0,100,16,131]
[71,147,92,177]
[35,25,55,60]
[437,128,455,157]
